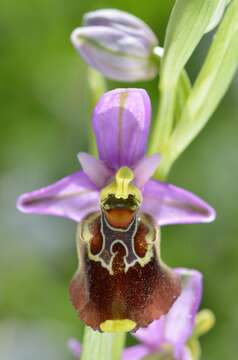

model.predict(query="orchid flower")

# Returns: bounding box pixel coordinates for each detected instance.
[17,88,215,331]
[68,269,215,360]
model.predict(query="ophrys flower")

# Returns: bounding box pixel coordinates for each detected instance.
[17,89,215,331]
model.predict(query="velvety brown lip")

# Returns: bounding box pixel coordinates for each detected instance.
[69,211,181,331]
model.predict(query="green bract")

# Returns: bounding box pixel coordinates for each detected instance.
[205,0,230,33]
[155,0,238,178]
[81,328,125,360]
[149,0,221,156]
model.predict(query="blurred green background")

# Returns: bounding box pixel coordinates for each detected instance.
[0,0,237,359]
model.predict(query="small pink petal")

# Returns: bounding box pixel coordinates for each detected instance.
[78,152,113,188]
[179,346,193,360]
[133,316,165,349]
[122,345,150,360]
[163,268,203,349]
[133,154,161,188]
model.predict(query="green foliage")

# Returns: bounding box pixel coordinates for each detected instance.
[169,0,238,161]
[174,69,192,125]
[163,0,220,81]
[87,68,106,155]
[156,0,238,178]
[149,0,220,154]
[149,0,238,179]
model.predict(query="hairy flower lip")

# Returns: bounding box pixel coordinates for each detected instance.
[68,268,203,359]
[17,88,216,226]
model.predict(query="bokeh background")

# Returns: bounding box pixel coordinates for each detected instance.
[0,0,237,359]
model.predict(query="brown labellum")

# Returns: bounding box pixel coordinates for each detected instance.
[69,206,181,331]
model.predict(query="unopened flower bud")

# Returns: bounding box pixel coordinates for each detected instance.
[71,9,159,82]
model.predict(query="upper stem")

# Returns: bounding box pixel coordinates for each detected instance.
[81,327,126,360]
[87,67,107,156]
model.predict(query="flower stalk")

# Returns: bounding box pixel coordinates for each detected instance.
[87,67,106,156]
[148,56,192,181]
[81,327,126,360]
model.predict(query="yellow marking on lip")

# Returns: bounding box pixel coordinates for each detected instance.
[100,319,136,333]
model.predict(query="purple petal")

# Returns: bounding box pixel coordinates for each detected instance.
[17,171,100,222]
[78,152,113,189]
[179,346,193,360]
[163,268,203,350]
[93,89,151,170]
[142,180,216,226]
[68,338,81,358]
[122,345,150,360]
[133,154,161,189]
[133,316,165,349]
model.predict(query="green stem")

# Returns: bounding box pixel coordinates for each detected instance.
[148,46,177,165]
[148,52,191,180]
[148,76,176,158]
[87,67,107,156]
[81,327,126,360]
